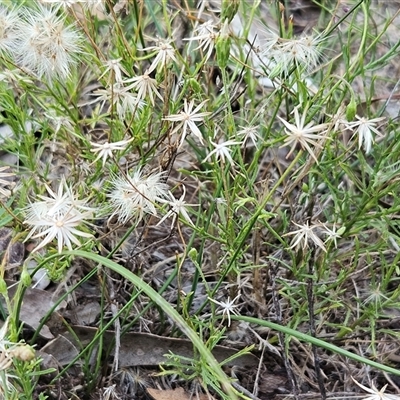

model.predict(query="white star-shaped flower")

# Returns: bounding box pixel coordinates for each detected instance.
[184,20,219,61]
[89,83,145,120]
[125,71,162,106]
[237,125,262,148]
[208,294,241,327]
[90,138,132,167]
[321,223,344,249]
[163,99,210,146]
[24,180,95,253]
[99,58,129,84]
[141,39,178,73]
[157,186,198,227]
[352,377,400,400]
[284,221,326,252]
[278,107,329,163]
[203,139,241,165]
[345,115,385,155]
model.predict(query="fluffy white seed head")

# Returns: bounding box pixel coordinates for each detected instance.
[0,6,19,56]
[108,169,168,224]
[13,5,82,80]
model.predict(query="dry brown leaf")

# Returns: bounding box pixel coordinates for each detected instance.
[40,335,79,366]
[72,2,107,21]
[147,387,189,400]
[0,228,24,267]
[63,300,101,326]
[147,387,214,400]
[61,325,259,367]
[3,280,65,339]
[114,0,129,14]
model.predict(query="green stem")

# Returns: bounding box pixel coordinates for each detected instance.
[65,250,239,400]
[233,315,400,377]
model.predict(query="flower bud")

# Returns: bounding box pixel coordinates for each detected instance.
[0,278,7,295]
[221,0,239,23]
[337,226,346,236]
[188,78,202,95]
[188,248,198,262]
[216,20,231,69]
[11,345,35,362]
[346,98,357,121]
[20,267,31,287]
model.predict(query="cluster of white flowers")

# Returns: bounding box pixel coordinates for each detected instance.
[22,172,197,254]
[107,169,198,228]
[90,83,146,120]
[88,38,177,118]
[0,4,81,80]
[86,60,164,119]
[284,221,344,252]
[277,106,385,162]
[23,180,95,253]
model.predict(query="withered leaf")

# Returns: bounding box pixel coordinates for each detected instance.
[57,325,259,368]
